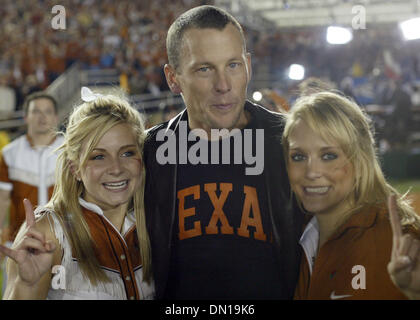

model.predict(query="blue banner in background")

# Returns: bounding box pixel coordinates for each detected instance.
[352,77,375,105]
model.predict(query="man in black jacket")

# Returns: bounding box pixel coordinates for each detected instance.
[144,5,303,300]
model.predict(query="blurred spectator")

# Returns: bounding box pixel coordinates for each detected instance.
[0,91,63,243]
[385,81,413,149]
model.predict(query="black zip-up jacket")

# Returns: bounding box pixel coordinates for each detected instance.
[144,100,303,299]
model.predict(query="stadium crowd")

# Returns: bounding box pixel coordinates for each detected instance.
[0,0,419,150]
[0,0,210,111]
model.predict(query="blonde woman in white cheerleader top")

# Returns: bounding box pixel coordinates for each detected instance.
[0,89,154,299]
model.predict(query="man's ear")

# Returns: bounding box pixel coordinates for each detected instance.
[164,64,182,94]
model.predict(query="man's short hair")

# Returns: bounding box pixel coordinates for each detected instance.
[24,91,58,115]
[166,5,247,71]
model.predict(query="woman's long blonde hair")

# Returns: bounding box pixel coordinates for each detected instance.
[282,91,420,231]
[47,94,151,284]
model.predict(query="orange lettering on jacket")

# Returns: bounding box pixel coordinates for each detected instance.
[204,183,234,235]
[178,185,202,240]
[177,184,267,241]
[237,186,267,241]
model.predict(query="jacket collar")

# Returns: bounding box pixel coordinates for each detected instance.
[78,197,135,236]
[299,205,380,274]
[163,108,188,133]
[300,205,381,250]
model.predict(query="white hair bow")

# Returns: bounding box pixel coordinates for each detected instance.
[81,86,103,102]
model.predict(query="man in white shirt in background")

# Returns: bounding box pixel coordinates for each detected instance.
[0,91,63,244]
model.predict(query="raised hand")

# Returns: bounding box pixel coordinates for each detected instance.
[0,199,56,287]
[387,194,420,299]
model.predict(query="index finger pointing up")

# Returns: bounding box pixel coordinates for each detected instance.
[388,194,402,249]
[23,198,36,228]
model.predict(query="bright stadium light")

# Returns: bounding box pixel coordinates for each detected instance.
[252,91,263,101]
[326,26,353,45]
[288,64,305,81]
[399,17,420,40]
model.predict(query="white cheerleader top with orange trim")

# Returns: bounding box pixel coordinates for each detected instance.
[36,198,155,300]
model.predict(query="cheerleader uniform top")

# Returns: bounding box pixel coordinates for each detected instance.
[35,198,155,300]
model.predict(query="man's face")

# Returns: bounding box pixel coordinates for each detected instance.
[25,98,58,135]
[165,24,251,133]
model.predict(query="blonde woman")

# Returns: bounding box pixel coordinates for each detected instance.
[0,88,154,299]
[282,91,420,300]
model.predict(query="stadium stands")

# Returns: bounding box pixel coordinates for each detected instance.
[0,0,419,153]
